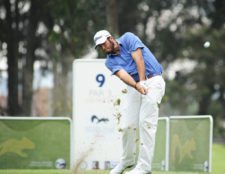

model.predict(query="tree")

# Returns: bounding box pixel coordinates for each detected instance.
[106,0,119,35]
[3,0,20,115]
[0,0,107,116]
[47,0,107,116]
[0,0,224,138]
[22,0,40,115]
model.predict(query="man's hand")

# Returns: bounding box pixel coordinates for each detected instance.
[135,82,148,95]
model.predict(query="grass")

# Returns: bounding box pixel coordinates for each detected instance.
[0,170,222,174]
[212,143,225,174]
[0,170,212,174]
[1,143,224,174]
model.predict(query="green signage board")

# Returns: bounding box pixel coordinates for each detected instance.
[0,117,71,169]
[152,117,169,171]
[169,115,213,172]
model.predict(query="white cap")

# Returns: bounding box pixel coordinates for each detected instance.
[93,30,111,48]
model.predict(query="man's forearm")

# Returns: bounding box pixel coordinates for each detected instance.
[115,69,147,95]
[115,69,137,88]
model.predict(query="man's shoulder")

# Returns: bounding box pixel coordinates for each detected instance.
[119,32,138,43]
[120,32,136,39]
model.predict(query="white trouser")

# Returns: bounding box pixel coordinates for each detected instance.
[119,75,166,171]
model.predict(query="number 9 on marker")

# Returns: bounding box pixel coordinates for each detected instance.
[96,74,105,87]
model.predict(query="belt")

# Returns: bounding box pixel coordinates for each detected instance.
[132,73,161,82]
[147,74,161,79]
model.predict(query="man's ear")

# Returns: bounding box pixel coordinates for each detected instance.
[108,36,114,41]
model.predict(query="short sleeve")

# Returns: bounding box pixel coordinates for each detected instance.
[105,58,123,75]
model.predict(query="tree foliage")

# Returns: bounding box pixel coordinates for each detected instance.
[0,0,224,137]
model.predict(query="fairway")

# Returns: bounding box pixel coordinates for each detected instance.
[1,143,224,174]
[0,170,216,174]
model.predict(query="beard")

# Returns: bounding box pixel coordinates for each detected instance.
[106,40,119,55]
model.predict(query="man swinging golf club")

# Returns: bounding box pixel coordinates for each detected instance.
[94,30,166,174]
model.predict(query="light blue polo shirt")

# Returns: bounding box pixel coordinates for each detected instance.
[105,32,163,82]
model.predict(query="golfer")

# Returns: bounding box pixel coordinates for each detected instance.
[94,30,166,174]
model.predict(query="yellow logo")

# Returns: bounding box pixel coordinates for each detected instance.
[0,137,35,158]
[171,134,196,164]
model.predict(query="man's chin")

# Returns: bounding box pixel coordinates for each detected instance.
[106,50,113,54]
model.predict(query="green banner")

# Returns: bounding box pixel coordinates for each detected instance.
[169,116,212,172]
[0,117,71,169]
[152,117,168,171]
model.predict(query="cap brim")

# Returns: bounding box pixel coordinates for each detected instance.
[94,37,107,49]
[95,45,100,49]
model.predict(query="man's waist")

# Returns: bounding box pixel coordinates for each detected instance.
[131,73,162,82]
[147,73,162,79]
